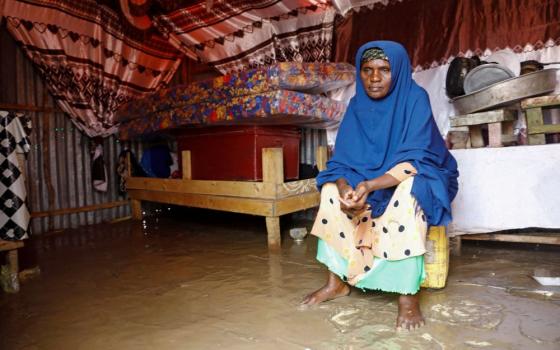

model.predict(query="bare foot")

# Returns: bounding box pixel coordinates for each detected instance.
[396,294,425,331]
[301,272,350,306]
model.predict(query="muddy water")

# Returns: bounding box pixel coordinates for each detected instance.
[1,209,559,349]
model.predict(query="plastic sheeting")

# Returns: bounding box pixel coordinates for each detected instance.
[448,144,560,235]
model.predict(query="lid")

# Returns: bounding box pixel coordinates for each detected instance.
[485,49,521,77]
[463,64,516,94]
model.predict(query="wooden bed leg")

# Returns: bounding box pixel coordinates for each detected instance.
[6,249,20,292]
[263,148,284,249]
[266,216,281,250]
[7,249,19,276]
[131,199,142,220]
[450,236,462,256]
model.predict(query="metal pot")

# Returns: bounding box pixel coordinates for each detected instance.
[520,60,544,75]
[445,57,481,98]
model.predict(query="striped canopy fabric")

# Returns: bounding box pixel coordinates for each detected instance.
[1,0,183,137]
[154,0,337,73]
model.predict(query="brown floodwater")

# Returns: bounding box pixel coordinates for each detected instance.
[1,208,559,350]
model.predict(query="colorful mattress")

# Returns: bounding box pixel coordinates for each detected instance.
[116,62,355,123]
[119,90,346,140]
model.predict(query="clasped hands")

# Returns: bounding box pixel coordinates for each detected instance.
[336,179,371,217]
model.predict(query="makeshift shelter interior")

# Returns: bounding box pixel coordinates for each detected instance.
[1,0,559,349]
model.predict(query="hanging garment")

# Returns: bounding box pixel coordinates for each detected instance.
[91,144,108,192]
[116,149,144,196]
[0,111,32,241]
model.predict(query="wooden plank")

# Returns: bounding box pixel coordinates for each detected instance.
[0,102,58,113]
[461,233,560,245]
[128,189,275,216]
[130,199,142,220]
[274,192,321,216]
[469,125,485,148]
[262,148,284,185]
[526,108,546,145]
[450,109,516,127]
[182,150,192,180]
[30,200,129,218]
[0,240,24,251]
[521,94,560,109]
[127,177,275,199]
[500,135,518,144]
[527,124,560,135]
[502,121,516,145]
[448,131,469,149]
[487,122,503,147]
[265,216,281,249]
[316,146,328,171]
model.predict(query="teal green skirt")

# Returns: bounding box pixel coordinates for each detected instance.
[317,238,425,295]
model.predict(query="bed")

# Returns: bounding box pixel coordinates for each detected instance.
[118,89,347,139]
[118,62,354,249]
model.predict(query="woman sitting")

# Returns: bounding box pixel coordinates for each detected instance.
[302,41,459,331]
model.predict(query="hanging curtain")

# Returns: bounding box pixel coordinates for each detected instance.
[334,0,560,70]
[0,112,31,241]
[154,0,336,73]
[1,0,183,137]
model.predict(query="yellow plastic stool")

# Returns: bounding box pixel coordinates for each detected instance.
[421,226,449,289]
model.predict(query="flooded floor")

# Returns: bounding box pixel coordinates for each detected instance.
[1,209,559,350]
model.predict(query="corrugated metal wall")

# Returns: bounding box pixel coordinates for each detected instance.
[1,26,137,235]
[300,128,327,165]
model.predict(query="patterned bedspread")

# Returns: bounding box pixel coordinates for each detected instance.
[116,62,354,123]
[118,90,346,140]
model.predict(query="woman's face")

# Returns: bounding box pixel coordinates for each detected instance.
[360,59,392,99]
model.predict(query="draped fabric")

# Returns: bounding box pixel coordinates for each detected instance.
[330,0,405,16]
[1,0,182,137]
[316,41,459,226]
[334,0,560,71]
[154,0,336,74]
[0,112,31,241]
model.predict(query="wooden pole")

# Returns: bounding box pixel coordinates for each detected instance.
[42,88,56,231]
[30,200,130,218]
[126,152,142,220]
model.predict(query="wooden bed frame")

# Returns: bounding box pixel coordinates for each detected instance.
[126,146,327,250]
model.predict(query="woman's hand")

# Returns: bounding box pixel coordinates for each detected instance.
[351,181,372,209]
[336,178,367,217]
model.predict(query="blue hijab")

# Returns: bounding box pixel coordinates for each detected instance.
[316,41,459,226]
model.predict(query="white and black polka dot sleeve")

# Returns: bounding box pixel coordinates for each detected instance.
[386,162,417,182]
